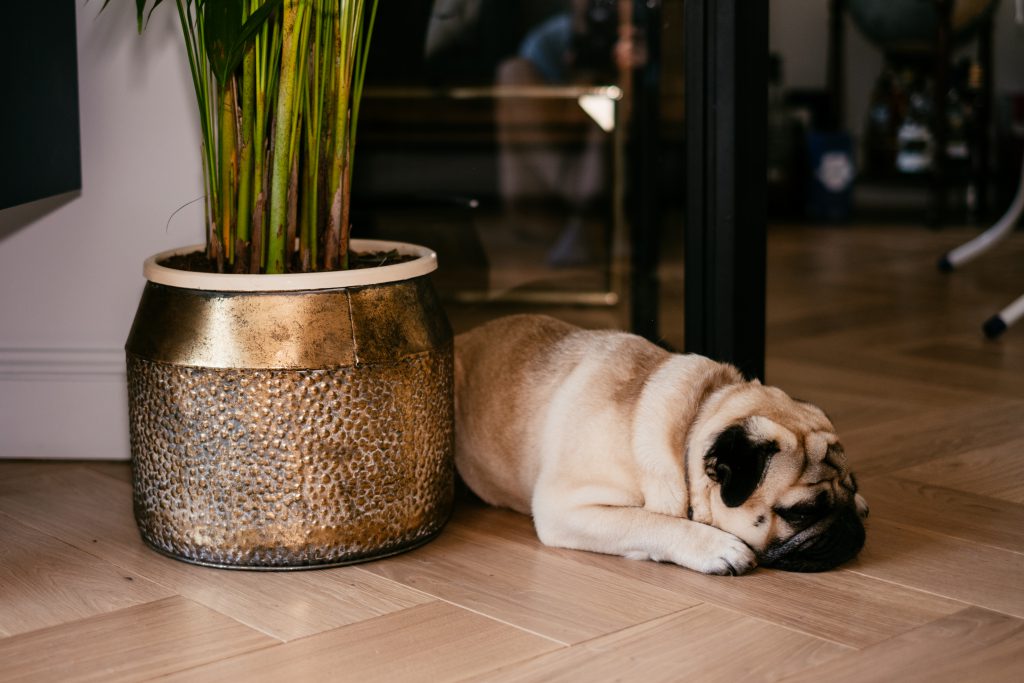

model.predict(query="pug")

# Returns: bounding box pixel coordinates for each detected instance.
[454,315,867,575]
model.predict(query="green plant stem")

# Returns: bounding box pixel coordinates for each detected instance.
[149,0,376,273]
[175,0,218,258]
[252,3,276,270]
[350,0,377,168]
[291,4,313,269]
[340,0,376,267]
[218,80,237,268]
[324,0,353,270]
[236,10,256,264]
[301,2,331,271]
[266,0,301,274]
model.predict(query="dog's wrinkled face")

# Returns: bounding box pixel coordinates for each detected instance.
[692,385,868,572]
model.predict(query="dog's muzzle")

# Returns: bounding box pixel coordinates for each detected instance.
[759,505,866,572]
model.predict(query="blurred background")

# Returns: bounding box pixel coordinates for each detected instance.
[350,0,1024,342]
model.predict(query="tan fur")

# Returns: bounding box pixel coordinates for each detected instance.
[455,315,867,575]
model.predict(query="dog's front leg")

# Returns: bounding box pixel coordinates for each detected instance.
[532,497,756,575]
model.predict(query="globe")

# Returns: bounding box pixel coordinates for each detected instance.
[847,0,998,54]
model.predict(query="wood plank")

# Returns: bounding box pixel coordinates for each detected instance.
[84,461,132,483]
[0,461,130,483]
[861,476,1024,554]
[0,460,97,481]
[902,338,1024,375]
[846,519,1024,618]
[768,301,905,344]
[769,302,994,351]
[773,340,1024,400]
[448,503,963,648]
[766,357,984,412]
[163,601,560,682]
[891,437,1024,505]
[469,603,849,683]
[780,607,1024,683]
[0,596,276,683]
[0,512,172,637]
[837,399,1024,477]
[359,510,700,645]
[0,467,434,641]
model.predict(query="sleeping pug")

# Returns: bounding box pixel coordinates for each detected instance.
[454,315,867,575]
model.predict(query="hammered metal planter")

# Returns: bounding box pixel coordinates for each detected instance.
[125,240,454,569]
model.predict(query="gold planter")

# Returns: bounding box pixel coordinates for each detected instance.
[124,240,454,569]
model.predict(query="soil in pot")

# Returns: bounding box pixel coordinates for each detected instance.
[161,249,416,273]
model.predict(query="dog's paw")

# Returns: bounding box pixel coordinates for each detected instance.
[687,527,757,576]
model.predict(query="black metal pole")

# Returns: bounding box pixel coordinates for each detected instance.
[683,0,768,381]
[629,0,663,342]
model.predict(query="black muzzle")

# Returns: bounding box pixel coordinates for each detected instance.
[759,505,865,572]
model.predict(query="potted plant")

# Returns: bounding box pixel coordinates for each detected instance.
[119,0,454,569]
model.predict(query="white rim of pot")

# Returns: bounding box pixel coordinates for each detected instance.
[143,239,438,292]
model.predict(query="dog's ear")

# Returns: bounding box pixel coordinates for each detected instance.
[704,423,778,507]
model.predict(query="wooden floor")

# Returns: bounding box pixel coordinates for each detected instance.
[2,225,1023,681]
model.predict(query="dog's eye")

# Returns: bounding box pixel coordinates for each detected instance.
[776,493,830,528]
[778,508,817,527]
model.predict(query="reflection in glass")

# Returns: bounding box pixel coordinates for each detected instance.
[354,1,640,306]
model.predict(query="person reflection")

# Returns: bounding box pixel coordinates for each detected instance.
[494,0,640,267]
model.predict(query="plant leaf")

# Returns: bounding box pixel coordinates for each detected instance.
[144,0,168,30]
[92,0,156,33]
[203,0,243,82]
[135,0,164,32]
[204,0,282,84]
[105,0,166,33]
[136,0,148,32]
[224,0,283,82]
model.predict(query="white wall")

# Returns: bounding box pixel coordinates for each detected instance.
[0,3,204,459]
[770,0,1024,147]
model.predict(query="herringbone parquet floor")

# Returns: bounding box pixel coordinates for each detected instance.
[1,225,1022,681]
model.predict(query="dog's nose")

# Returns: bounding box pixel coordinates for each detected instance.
[760,505,866,572]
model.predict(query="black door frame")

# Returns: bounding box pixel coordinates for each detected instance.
[683,0,768,381]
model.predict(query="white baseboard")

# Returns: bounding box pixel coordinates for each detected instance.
[0,348,130,460]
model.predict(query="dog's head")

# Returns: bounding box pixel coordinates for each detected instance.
[688,383,868,572]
